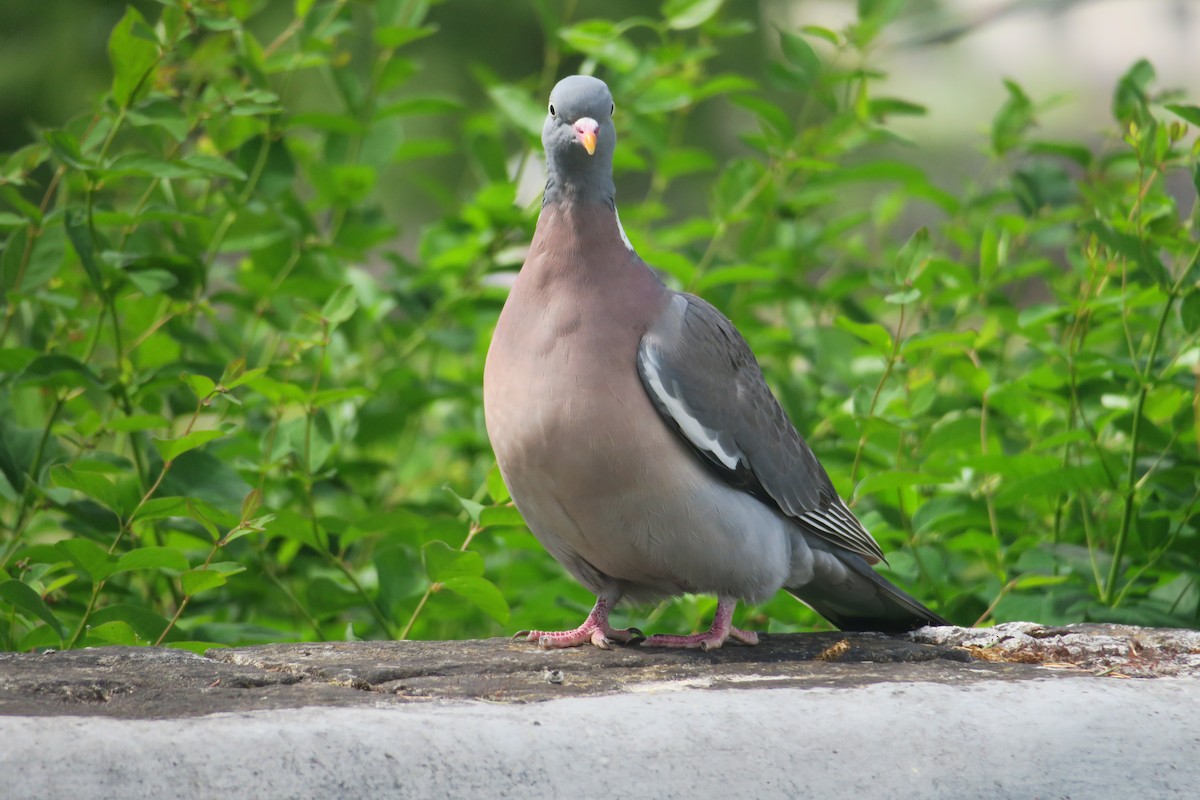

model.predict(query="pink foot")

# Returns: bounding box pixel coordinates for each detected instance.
[641,597,759,651]
[515,596,643,650]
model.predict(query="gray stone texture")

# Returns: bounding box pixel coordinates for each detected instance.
[1,624,1198,799]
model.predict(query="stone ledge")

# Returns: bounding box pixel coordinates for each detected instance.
[2,624,1199,800]
[914,621,1200,677]
[1,623,1197,719]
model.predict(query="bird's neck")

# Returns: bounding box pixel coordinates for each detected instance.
[524,198,654,297]
[543,157,616,208]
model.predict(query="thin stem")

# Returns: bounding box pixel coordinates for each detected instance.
[0,397,67,568]
[400,518,485,640]
[1112,486,1200,609]
[154,539,221,646]
[850,303,906,487]
[974,578,1018,628]
[978,390,1003,560]
[1104,293,1175,604]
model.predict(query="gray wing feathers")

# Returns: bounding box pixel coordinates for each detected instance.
[637,293,886,564]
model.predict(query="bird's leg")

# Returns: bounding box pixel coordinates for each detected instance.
[515,593,644,650]
[641,596,759,651]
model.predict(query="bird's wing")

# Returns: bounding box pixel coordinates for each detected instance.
[637,293,885,564]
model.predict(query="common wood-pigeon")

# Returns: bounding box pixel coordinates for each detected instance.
[484,75,949,650]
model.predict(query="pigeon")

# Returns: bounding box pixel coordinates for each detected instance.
[483,75,949,649]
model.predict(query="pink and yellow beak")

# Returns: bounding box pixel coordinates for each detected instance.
[573,117,599,156]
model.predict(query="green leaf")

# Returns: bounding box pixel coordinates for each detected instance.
[184,372,217,399]
[44,130,91,170]
[446,487,484,524]
[424,540,484,582]
[170,641,229,654]
[224,367,268,391]
[884,289,921,304]
[1182,292,1200,334]
[442,576,510,623]
[321,285,358,326]
[488,85,544,138]
[51,465,123,513]
[1164,104,1200,126]
[109,414,171,433]
[153,430,225,462]
[373,25,438,49]
[731,95,793,139]
[221,513,275,546]
[857,0,901,21]
[835,315,893,354]
[1084,221,1171,289]
[1113,58,1155,124]
[392,137,456,163]
[179,154,247,180]
[89,604,171,643]
[894,226,930,283]
[131,496,191,522]
[181,568,227,596]
[0,580,65,636]
[307,577,358,615]
[992,79,1034,156]
[375,546,423,613]
[88,620,142,645]
[241,487,262,520]
[852,0,901,44]
[1026,140,1093,167]
[1013,574,1072,590]
[480,505,525,529]
[17,355,102,387]
[0,347,37,373]
[854,471,948,500]
[126,99,189,141]
[868,97,927,119]
[901,331,976,355]
[663,0,723,30]
[558,20,639,71]
[779,30,821,81]
[997,463,1113,503]
[800,25,840,45]
[310,163,376,207]
[108,6,159,107]
[126,268,178,296]
[115,547,190,574]
[65,209,106,298]
[697,265,777,290]
[486,464,510,504]
[56,539,117,582]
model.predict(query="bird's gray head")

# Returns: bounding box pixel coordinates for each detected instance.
[542,75,616,206]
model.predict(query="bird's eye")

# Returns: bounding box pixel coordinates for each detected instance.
[549,102,557,117]
[611,102,615,116]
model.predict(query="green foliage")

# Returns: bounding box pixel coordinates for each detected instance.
[1,1,1198,651]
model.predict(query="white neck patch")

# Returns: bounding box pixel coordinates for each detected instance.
[614,207,634,252]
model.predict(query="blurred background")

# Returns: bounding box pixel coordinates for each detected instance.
[3,0,1198,222]
[2,0,1197,647]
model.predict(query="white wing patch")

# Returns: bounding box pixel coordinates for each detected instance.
[614,207,634,252]
[640,348,743,470]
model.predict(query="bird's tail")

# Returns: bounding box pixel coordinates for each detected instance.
[786,550,949,634]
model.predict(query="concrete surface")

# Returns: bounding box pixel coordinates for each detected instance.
[1,624,1198,799]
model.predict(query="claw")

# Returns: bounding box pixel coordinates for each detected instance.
[641,597,758,650]
[517,595,641,649]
